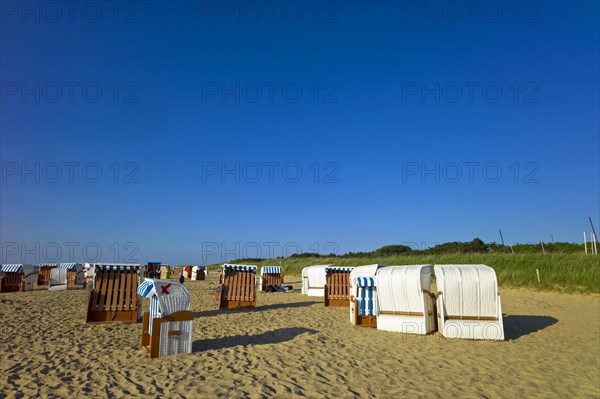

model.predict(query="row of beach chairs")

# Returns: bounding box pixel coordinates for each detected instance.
[301,264,504,340]
[0,263,84,292]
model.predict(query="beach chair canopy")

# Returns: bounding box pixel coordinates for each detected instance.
[434,264,500,320]
[39,263,59,267]
[1,264,37,275]
[192,265,207,271]
[377,265,433,314]
[260,266,281,275]
[60,262,81,270]
[350,264,385,281]
[325,266,353,274]
[222,264,257,272]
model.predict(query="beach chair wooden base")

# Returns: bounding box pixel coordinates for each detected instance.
[325,293,350,307]
[219,299,256,309]
[86,308,142,323]
[0,272,24,292]
[141,310,193,358]
[352,299,377,328]
[355,315,377,328]
[197,271,206,280]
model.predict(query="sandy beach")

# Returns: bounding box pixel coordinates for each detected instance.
[1,275,598,398]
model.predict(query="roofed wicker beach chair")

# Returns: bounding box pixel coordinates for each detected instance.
[191,265,207,280]
[85,263,143,323]
[349,264,386,327]
[60,262,84,286]
[434,264,504,340]
[324,266,354,307]
[376,265,436,335]
[301,265,330,297]
[259,266,283,292]
[0,264,38,292]
[218,264,257,309]
[138,278,193,358]
[37,263,58,286]
[160,265,171,279]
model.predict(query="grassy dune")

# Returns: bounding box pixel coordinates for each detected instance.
[210,253,600,294]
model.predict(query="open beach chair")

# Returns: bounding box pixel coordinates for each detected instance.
[0,264,38,292]
[324,266,354,307]
[138,279,193,358]
[301,265,330,296]
[48,267,68,291]
[259,266,283,291]
[376,265,436,335]
[37,263,58,286]
[85,264,143,323]
[218,264,257,309]
[60,263,84,286]
[160,265,171,279]
[434,264,504,340]
[349,264,386,327]
[191,265,207,280]
[146,262,161,278]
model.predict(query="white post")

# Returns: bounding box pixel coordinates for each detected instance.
[536,269,541,284]
[593,232,599,255]
[540,241,545,254]
[584,232,588,255]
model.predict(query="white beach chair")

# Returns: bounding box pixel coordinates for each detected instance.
[434,264,504,340]
[48,268,68,291]
[376,265,436,335]
[138,278,193,358]
[301,265,330,296]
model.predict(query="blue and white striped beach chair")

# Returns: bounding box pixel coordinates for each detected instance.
[352,277,378,327]
[349,264,385,326]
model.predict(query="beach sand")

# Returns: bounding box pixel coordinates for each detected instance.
[1,276,598,398]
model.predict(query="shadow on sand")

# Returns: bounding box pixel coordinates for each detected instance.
[503,315,558,340]
[193,300,322,319]
[192,327,317,352]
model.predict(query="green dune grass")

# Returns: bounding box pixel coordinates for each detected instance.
[209,253,599,294]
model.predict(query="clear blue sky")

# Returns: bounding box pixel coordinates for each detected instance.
[1,1,598,264]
